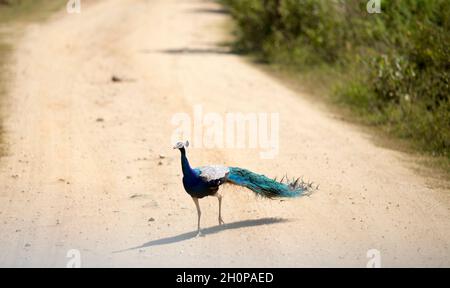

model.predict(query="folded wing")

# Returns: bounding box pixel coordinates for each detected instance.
[195,165,230,186]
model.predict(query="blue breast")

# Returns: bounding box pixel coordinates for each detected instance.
[183,168,213,198]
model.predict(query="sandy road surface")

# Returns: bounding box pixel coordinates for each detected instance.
[0,0,448,267]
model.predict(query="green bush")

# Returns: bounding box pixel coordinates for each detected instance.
[222,0,450,159]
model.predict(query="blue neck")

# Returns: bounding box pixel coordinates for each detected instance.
[180,148,195,178]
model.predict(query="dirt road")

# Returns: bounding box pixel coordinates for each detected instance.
[0,0,448,267]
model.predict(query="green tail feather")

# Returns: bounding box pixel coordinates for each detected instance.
[226,167,316,198]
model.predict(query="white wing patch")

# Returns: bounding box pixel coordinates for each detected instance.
[197,165,229,182]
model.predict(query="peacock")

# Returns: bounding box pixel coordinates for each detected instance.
[173,141,317,237]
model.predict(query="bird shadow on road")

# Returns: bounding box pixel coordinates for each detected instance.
[114,217,289,253]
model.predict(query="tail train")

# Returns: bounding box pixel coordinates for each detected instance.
[226,167,317,198]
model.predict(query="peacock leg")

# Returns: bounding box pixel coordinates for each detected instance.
[192,197,202,237]
[215,193,225,225]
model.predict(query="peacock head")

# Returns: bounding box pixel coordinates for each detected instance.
[173,140,189,150]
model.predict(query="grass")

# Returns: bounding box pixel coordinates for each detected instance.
[0,32,11,157]
[253,54,450,179]
[0,41,8,156]
[0,0,66,155]
[0,0,66,23]
[220,0,450,179]
[259,63,450,181]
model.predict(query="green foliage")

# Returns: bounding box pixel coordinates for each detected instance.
[0,0,66,22]
[222,0,450,159]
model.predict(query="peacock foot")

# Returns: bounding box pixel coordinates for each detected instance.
[218,217,225,226]
[195,230,203,238]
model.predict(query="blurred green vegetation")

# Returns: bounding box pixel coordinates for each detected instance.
[221,0,450,167]
[0,41,8,155]
[0,0,66,155]
[0,0,66,22]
